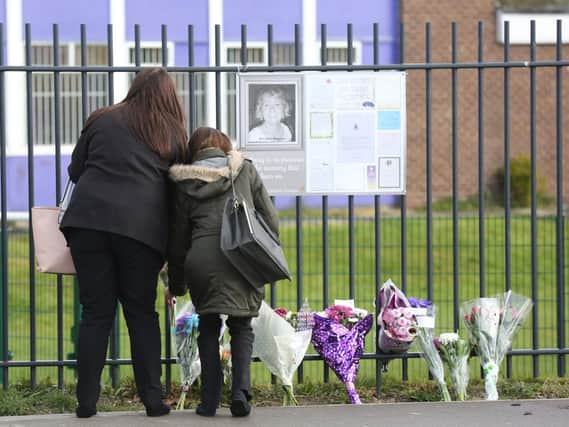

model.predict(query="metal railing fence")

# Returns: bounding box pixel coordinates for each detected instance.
[0,21,567,395]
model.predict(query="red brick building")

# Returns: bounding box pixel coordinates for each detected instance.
[400,0,569,208]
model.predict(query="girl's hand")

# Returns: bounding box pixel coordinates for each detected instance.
[164,287,176,308]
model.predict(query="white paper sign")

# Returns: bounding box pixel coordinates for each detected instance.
[379,157,400,188]
[416,316,435,328]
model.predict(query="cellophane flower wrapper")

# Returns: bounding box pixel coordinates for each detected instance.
[252,302,312,406]
[435,332,470,401]
[377,279,418,353]
[218,316,232,385]
[414,306,451,402]
[274,307,315,332]
[461,291,533,400]
[311,311,373,404]
[171,299,200,410]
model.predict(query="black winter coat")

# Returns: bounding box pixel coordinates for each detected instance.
[61,108,178,256]
[167,148,278,317]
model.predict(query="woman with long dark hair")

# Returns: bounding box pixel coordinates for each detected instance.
[61,68,188,418]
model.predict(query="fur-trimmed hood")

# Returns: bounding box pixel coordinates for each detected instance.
[168,148,246,200]
[169,148,244,182]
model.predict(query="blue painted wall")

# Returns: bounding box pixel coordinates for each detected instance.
[6,156,70,210]
[318,0,399,63]
[125,0,209,41]
[223,0,303,41]
[23,0,109,41]
[125,0,209,65]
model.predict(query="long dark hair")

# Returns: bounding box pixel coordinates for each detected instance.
[85,67,188,160]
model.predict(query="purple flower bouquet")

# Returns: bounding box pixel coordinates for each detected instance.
[311,306,373,404]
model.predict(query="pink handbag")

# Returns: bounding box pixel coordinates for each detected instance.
[31,181,76,275]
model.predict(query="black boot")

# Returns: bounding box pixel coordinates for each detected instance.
[230,389,251,417]
[227,317,254,417]
[75,406,97,418]
[145,401,171,417]
[196,403,217,417]
[197,315,223,417]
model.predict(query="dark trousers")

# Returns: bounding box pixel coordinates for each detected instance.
[66,228,164,408]
[198,314,254,406]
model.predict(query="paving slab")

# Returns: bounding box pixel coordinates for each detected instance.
[1,399,568,427]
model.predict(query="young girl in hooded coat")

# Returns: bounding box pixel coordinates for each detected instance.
[166,127,279,417]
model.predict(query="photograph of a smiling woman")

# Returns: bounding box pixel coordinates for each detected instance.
[247,84,297,145]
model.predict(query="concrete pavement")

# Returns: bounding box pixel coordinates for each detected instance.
[1,399,569,427]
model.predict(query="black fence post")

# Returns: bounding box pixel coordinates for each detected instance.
[555,19,566,379]
[67,277,81,376]
[0,229,4,387]
[25,22,37,390]
[0,22,8,390]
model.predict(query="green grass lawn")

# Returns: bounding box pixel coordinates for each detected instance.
[2,376,569,416]
[1,211,568,387]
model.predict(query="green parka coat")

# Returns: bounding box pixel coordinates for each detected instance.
[166,148,278,317]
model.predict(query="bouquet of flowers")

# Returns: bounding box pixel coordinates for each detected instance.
[435,332,470,401]
[274,299,315,332]
[411,302,451,402]
[252,301,312,406]
[218,316,232,385]
[461,290,533,400]
[377,279,418,353]
[311,299,373,404]
[171,299,201,410]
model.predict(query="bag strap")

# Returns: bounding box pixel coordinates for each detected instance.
[57,179,74,224]
[59,179,73,208]
[227,156,238,205]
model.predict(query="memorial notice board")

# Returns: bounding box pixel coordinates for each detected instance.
[237,71,406,195]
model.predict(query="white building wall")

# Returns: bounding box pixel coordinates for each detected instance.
[5,0,26,155]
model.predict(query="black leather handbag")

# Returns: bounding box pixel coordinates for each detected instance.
[220,166,291,288]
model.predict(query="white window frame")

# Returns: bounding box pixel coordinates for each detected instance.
[496,10,569,44]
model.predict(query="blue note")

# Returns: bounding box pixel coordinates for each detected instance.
[377,111,401,130]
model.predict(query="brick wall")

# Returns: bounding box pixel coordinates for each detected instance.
[400,0,569,208]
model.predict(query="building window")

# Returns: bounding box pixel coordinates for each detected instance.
[322,42,362,65]
[496,8,569,44]
[125,43,174,81]
[31,44,108,146]
[272,43,297,65]
[226,46,265,64]
[170,72,209,135]
[126,43,207,133]
[128,46,164,65]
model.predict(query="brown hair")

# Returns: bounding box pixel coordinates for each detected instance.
[188,127,232,162]
[85,67,188,160]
